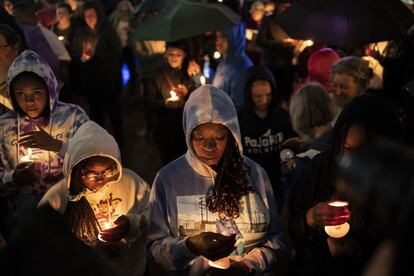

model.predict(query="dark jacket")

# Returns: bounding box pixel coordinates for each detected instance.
[288,95,402,276]
[288,151,378,276]
[238,65,294,204]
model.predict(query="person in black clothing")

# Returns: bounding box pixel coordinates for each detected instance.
[69,0,124,148]
[237,65,295,210]
[288,95,402,276]
[51,2,77,51]
[146,40,198,165]
[337,139,414,276]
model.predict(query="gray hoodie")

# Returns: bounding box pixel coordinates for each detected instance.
[148,85,283,275]
[39,121,150,276]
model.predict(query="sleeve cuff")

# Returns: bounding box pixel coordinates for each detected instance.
[2,170,14,184]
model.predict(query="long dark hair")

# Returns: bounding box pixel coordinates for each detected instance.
[206,132,252,218]
[64,160,101,244]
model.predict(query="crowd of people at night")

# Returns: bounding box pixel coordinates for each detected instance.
[1,0,414,275]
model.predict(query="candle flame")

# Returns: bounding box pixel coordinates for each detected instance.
[305,40,314,47]
[104,221,111,230]
[200,76,206,86]
[58,36,65,41]
[328,201,349,207]
[170,90,177,98]
[213,51,221,59]
[28,148,32,160]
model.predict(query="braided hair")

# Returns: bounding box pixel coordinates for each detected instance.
[64,161,101,245]
[206,132,253,218]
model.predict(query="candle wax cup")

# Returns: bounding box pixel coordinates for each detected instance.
[324,200,350,238]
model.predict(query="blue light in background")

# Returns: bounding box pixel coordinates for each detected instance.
[121,63,130,86]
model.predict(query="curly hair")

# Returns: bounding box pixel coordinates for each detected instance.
[206,132,253,218]
[64,161,101,245]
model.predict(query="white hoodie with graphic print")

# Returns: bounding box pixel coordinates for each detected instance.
[39,121,150,276]
[148,85,284,275]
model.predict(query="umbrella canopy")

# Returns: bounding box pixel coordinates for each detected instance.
[130,1,241,42]
[277,0,414,48]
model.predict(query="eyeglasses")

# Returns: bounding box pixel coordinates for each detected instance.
[81,168,117,182]
[0,44,11,50]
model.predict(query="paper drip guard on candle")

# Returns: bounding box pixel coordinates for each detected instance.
[166,90,180,102]
[324,201,350,239]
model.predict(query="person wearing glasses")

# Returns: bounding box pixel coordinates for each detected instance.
[39,120,150,276]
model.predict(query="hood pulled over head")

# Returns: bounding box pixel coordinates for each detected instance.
[7,49,58,112]
[183,84,243,158]
[63,121,122,189]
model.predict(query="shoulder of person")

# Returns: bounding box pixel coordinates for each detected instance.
[121,168,149,188]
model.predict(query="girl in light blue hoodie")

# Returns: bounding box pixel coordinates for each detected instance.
[148,84,284,275]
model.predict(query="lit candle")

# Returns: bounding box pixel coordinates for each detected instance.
[166,90,180,102]
[21,148,39,162]
[213,51,221,59]
[324,201,350,238]
[200,75,206,86]
[304,39,314,47]
[58,36,65,41]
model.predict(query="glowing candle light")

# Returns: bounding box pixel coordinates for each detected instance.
[304,39,314,47]
[324,201,350,238]
[213,51,221,59]
[58,36,65,41]
[166,90,180,102]
[200,75,206,86]
[21,148,39,162]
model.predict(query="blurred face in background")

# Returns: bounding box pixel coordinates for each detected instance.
[56,6,71,24]
[215,32,228,56]
[0,33,19,80]
[342,125,367,155]
[251,80,272,113]
[3,0,13,15]
[84,8,98,30]
[331,73,360,108]
[166,47,185,69]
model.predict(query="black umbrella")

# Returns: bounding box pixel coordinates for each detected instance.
[277,0,414,48]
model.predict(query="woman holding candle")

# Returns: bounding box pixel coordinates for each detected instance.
[0,50,88,238]
[39,120,150,276]
[146,39,200,165]
[288,95,402,276]
[148,85,283,275]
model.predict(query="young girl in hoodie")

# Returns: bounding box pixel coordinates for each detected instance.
[148,85,283,275]
[0,50,88,237]
[39,121,150,276]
